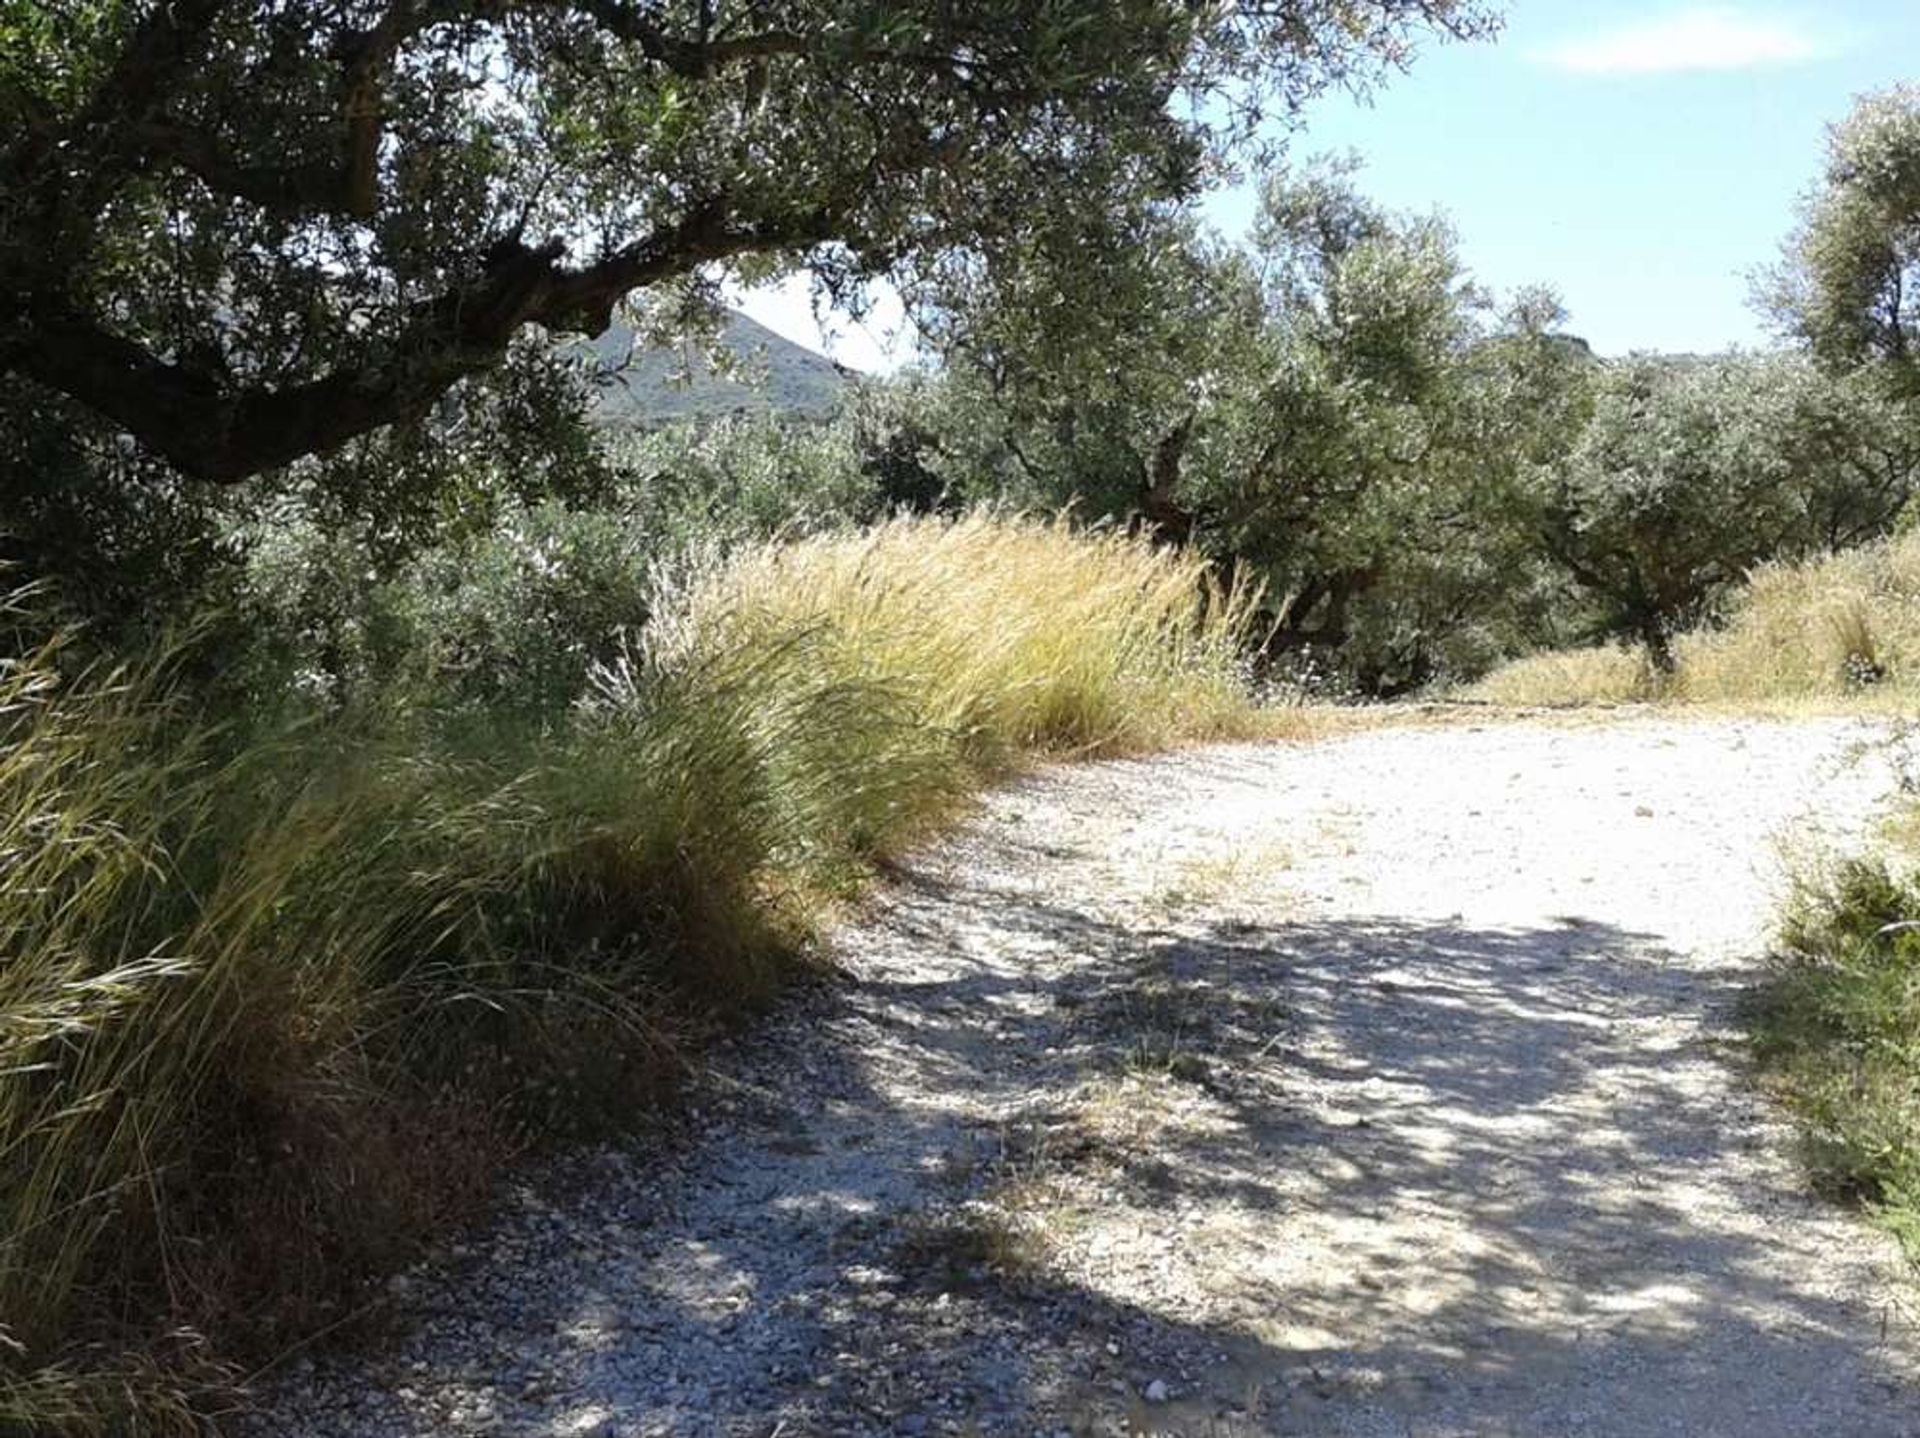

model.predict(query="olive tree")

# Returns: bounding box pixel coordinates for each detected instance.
[919,156,1588,692]
[919,207,1272,540]
[1200,159,1589,688]
[0,0,1495,486]
[1529,352,1919,670]
[1767,85,1920,396]
[1221,157,1491,658]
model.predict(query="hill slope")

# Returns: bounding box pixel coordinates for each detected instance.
[581,310,853,427]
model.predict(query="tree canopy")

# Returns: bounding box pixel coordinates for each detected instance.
[1768,84,1920,396]
[1528,352,1920,669]
[918,156,1595,690]
[0,0,1494,482]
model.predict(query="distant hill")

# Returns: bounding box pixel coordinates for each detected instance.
[579,310,853,428]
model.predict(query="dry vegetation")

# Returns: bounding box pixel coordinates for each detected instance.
[1750,854,1920,1263]
[0,515,1258,1432]
[1467,529,1920,709]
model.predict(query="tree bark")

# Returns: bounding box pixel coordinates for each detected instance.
[1636,613,1677,674]
[1138,412,1197,544]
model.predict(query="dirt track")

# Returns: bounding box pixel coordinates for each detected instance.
[258,716,1920,1436]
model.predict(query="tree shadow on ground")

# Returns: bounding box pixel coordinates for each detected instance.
[269,856,1920,1437]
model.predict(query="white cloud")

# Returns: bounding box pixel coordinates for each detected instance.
[1535,7,1833,75]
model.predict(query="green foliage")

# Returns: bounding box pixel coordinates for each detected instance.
[1529,352,1920,668]
[0,0,1497,649]
[835,378,961,516]
[909,131,1920,693]
[919,157,1592,694]
[611,411,889,544]
[0,380,248,640]
[246,502,657,718]
[293,339,623,566]
[1467,527,1920,707]
[241,410,894,718]
[921,204,1272,524]
[0,338,619,654]
[1533,355,1803,666]
[0,0,1495,486]
[857,138,1920,695]
[1768,85,1920,398]
[1210,160,1544,689]
[1752,855,1920,1256]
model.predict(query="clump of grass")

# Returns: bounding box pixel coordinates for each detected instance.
[0,515,1256,1429]
[1462,642,1659,706]
[893,1198,1057,1288]
[1674,538,1920,702]
[1750,856,1920,1258]
[665,512,1262,760]
[1467,530,1920,709]
[0,631,605,1420]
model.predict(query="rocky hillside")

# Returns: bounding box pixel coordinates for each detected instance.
[582,310,853,428]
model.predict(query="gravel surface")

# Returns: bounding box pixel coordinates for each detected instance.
[250,715,1920,1436]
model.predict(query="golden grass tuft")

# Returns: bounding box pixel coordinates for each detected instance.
[652,512,1262,759]
[1467,529,1920,709]
[1461,642,1659,707]
[1672,535,1920,703]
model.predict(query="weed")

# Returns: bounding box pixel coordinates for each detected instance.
[1150,842,1295,913]
[1750,855,1920,1257]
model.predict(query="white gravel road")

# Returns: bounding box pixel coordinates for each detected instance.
[253,715,1920,1437]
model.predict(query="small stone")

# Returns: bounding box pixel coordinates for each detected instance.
[1144,1379,1170,1404]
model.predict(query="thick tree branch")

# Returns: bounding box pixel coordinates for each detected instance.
[117,1,995,225]
[578,0,803,73]
[575,0,1022,93]
[1140,410,1197,542]
[69,0,236,146]
[131,120,372,218]
[129,0,464,222]
[13,201,840,481]
[80,0,474,225]
[28,0,1023,248]
[10,0,236,236]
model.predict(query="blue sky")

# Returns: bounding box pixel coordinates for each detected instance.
[742,2,1920,367]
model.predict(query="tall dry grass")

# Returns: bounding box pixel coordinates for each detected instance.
[0,515,1256,1431]
[1461,642,1659,707]
[1466,529,1920,708]
[1671,534,1920,702]
[0,631,538,1431]
[657,513,1260,758]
